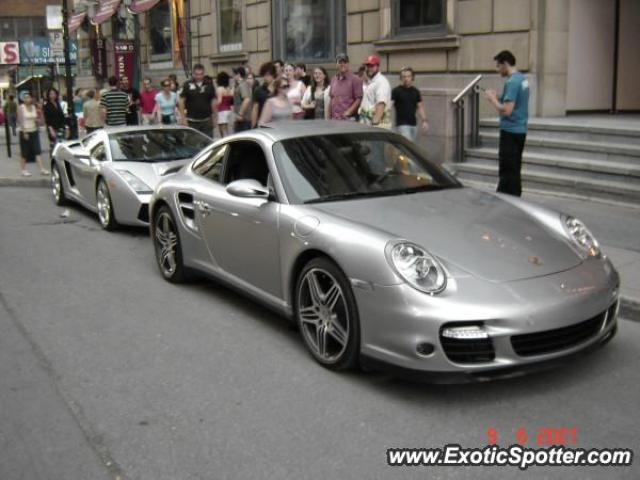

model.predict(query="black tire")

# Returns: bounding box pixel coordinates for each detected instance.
[294,257,360,370]
[152,205,190,283]
[96,179,118,231]
[51,162,68,206]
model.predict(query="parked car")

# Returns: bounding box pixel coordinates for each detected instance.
[50,126,212,230]
[149,121,619,382]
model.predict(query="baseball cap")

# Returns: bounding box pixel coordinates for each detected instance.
[364,55,380,66]
[336,53,349,63]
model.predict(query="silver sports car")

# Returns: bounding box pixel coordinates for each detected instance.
[149,121,619,382]
[51,126,211,229]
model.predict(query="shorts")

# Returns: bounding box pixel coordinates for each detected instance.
[20,131,42,163]
[217,109,232,124]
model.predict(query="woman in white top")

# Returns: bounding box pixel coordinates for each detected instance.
[283,63,306,120]
[17,92,48,177]
[301,67,331,120]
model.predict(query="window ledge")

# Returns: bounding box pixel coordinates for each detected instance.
[374,35,460,54]
[209,51,249,64]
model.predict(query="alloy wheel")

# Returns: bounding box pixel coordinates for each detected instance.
[96,182,111,228]
[154,211,179,277]
[298,268,350,363]
[51,166,62,203]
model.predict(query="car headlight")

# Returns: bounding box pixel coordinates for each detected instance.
[386,241,447,293]
[563,216,601,258]
[116,170,152,194]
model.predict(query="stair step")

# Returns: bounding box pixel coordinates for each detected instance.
[478,132,640,163]
[465,147,640,180]
[479,118,640,145]
[455,162,640,202]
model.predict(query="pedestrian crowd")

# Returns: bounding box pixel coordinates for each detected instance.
[2,53,434,177]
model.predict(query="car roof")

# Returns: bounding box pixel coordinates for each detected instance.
[250,120,387,142]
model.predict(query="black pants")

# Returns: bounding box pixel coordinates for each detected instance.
[497,130,526,197]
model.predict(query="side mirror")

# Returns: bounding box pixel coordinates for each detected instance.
[226,179,270,199]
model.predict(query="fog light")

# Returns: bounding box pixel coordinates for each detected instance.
[441,325,488,340]
[416,342,435,356]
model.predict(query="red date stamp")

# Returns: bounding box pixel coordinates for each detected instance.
[487,427,578,446]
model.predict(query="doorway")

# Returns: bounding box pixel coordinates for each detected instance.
[566,0,640,112]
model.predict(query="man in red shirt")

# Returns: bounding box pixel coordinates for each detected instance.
[329,53,363,121]
[139,77,159,125]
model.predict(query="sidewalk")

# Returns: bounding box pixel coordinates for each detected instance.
[0,126,51,186]
[1,128,638,319]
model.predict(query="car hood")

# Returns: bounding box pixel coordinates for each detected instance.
[111,160,190,189]
[312,187,581,283]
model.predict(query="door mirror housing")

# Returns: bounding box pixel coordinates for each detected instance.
[226,179,271,199]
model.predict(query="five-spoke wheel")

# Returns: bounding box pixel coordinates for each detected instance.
[295,258,359,370]
[51,163,67,206]
[96,179,117,230]
[153,205,188,283]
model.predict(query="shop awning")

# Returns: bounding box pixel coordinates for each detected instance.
[68,11,87,33]
[130,0,161,13]
[91,0,122,25]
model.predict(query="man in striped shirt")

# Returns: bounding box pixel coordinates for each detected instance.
[100,76,130,126]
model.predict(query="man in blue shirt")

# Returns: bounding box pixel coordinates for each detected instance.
[484,50,530,196]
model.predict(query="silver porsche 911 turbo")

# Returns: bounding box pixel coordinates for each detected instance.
[149,121,619,382]
[51,126,211,230]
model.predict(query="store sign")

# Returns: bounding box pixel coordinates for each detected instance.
[20,37,77,65]
[92,37,107,78]
[46,5,63,30]
[114,41,135,81]
[0,42,20,64]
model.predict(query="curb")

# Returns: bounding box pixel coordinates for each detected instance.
[0,177,50,187]
[620,296,640,322]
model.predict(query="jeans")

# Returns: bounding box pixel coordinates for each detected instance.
[234,120,251,133]
[497,130,526,197]
[396,124,418,142]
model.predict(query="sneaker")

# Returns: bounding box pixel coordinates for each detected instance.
[40,169,50,175]
[21,170,32,177]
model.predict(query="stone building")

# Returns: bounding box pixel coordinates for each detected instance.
[69,0,639,161]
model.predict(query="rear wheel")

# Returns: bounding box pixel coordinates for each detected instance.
[153,205,189,283]
[295,257,360,370]
[96,179,118,231]
[51,163,67,206]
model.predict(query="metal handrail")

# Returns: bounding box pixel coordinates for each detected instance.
[452,74,483,105]
[452,74,483,163]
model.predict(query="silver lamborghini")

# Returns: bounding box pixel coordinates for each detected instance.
[51,126,211,229]
[149,121,619,382]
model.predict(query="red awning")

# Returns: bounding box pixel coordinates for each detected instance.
[68,11,87,33]
[129,0,161,13]
[91,0,122,25]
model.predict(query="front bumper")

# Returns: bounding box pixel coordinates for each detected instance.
[353,256,619,380]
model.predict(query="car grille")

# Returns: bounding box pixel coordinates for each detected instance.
[440,329,495,364]
[511,307,613,357]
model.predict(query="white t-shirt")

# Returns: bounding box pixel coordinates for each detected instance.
[359,72,392,129]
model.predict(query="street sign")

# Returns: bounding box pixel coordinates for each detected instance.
[46,5,63,30]
[0,42,20,64]
[49,31,64,57]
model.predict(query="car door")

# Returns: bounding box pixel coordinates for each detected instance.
[71,137,104,204]
[195,139,282,299]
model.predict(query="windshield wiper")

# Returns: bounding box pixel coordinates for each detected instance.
[305,191,382,204]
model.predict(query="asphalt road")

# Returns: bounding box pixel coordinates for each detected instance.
[1,187,639,480]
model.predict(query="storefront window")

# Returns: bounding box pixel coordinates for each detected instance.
[149,0,172,61]
[393,0,447,36]
[273,0,345,64]
[219,0,242,52]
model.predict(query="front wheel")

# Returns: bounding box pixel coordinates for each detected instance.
[153,205,189,283]
[295,257,360,370]
[51,163,67,206]
[96,179,118,231]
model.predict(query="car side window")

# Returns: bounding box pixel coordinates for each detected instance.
[223,140,270,187]
[192,144,228,182]
[90,143,107,162]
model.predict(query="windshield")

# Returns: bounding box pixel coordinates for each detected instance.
[109,129,211,162]
[273,133,461,204]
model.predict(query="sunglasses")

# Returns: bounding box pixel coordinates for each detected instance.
[280,84,290,89]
